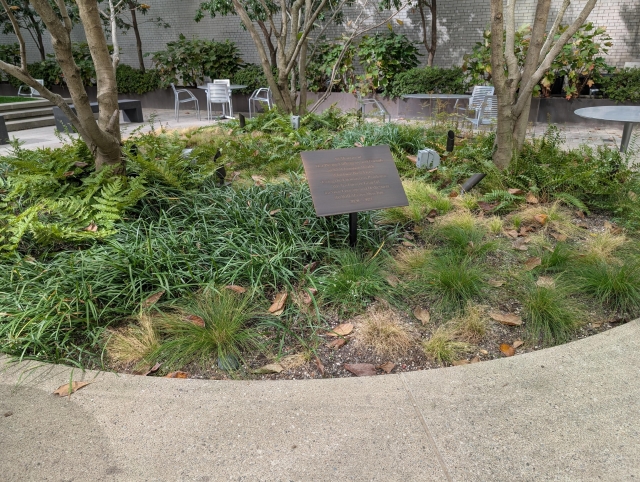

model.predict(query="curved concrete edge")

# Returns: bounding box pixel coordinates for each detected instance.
[1,319,639,481]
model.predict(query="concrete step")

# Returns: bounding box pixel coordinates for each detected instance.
[1,107,54,121]
[6,115,55,131]
[0,99,53,112]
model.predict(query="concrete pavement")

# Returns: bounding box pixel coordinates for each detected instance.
[1,319,639,481]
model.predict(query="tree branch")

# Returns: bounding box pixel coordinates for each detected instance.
[539,0,570,60]
[0,0,28,70]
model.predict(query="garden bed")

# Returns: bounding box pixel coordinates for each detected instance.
[1,111,639,380]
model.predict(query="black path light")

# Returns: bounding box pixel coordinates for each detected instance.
[460,173,486,193]
[238,113,246,128]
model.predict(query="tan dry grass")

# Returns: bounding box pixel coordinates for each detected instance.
[354,307,417,357]
[393,247,432,276]
[105,313,160,366]
[423,326,471,364]
[583,231,627,263]
[513,203,579,237]
[451,303,489,343]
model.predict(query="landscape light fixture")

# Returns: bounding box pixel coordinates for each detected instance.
[291,115,300,130]
[446,130,455,153]
[460,173,486,193]
[238,113,246,128]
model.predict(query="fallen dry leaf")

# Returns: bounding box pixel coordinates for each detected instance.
[385,274,400,287]
[536,276,555,288]
[268,292,288,313]
[376,362,395,373]
[480,349,489,355]
[74,161,89,168]
[165,371,188,378]
[524,256,542,271]
[575,210,586,219]
[508,188,524,195]
[550,232,568,242]
[314,357,325,376]
[53,381,90,397]
[62,170,74,177]
[303,261,318,274]
[512,340,524,349]
[300,290,313,305]
[426,209,438,222]
[504,229,519,239]
[477,201,497,212]
[534,214,548,225]
[84,222,98,232]
[470,356,481,363]
[185,314,205,327]
[225,285,247,294]
[327,323,354,337]
[251,175,266,186]
[488,279,505,287]
[576,221,589,229]
[489,311,523,326]
[327,338,347,349]
[144,362,162,376]
[406,155,417,164]
[452,360,470,366]
[604,221,623,235]
[269,209,281,216]
[142,290,165,307]
[344,363,377,377]
[413,307,431,325]
[251,363,284,374]
[271,309,284,316]
[500,343,516,357]
[512,237,529,251]
[526,192,539,204]
[448,191,459,198]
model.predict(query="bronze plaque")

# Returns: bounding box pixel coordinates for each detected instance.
[301,145,408,217]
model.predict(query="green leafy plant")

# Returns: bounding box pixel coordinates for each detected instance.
[151,35,243,87]
[389,66,467,98]
[601,68,640,103]
[306,39,357,93]
[116,64,161,94]
[522,281,580,345]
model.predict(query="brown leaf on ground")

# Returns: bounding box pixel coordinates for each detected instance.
[385,274,400,287]
[251,175,266,187]
[53,381,90,397]
[271,309,284,316]
[448,191,459,198]
[426,209,438,222]
[452,360,470,366]
[402,241,415,247]
[327,323,354,337]
[225,285,247,294]
[508,188,524,195]
[63,170,74,177]
[576,221,589,229]
[268,292,288,313]
[302,219,310,226]
[406,155,417,164]
[74,161,89,168]
[504,229,519,239]
[524,256,542,271]
[477,201,497,212]
[142,290,165,307]
[327,338,347,349]
[185,314,205,327]
[520,225,533,235]
[354,142,363,147]
[534,214,548,225]
[251,363,284,374]
[575,210,586,219]
[314,357,325,375]
[470,356,481,363]
[300,290,313,305]
[85,222,98,232]
[376,362,395,373]
[480,349,489,355]
[303,261,318,274]
[512,237,529,251]
[345,363,377,377]
[500,343,516,357]
[604,221,623,235]
[144,362,162,376]
[488,279,504,287]
[269,209,281,216]
[550,232,568,242]
[512,340,524,349]
[489,311,523,326]
[165,371,188,378]
[3,411,12,417]
[536,276,555,288]
[413,307,431,325]
[526,192,539,204]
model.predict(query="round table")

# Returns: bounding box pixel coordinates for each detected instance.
[574,106,640,152]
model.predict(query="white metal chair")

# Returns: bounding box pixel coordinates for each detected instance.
[465,95,497,130]
[357,92,390,122]
[18,79,44,97]
[454,85,495,117]
[212,79,233,116]
[249,87,272,117]
[170,83,200,122]
[206,83,232,120]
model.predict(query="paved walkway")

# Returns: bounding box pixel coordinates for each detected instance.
[1,319,638,481]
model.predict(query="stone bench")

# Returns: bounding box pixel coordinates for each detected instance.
[53,99,143,131]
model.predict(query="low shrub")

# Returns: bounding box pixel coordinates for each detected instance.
[601,68,640,103]
[116,64,161,94]
[389,66,467,98]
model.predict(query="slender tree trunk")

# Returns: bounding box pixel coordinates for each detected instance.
[22,2,46,60]
[428,0,437,66]
[298,39,308,115]
[128,1,145,72]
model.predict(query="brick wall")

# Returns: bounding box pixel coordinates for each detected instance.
[2,0,638,69]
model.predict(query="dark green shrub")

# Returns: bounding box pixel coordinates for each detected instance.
[307,41,357,93]
[0,43,19,82]
[232,64,273,95]
[116,64,161,94]
[357,32,421,95]
[601,68,640,103]
[151,35,243,87]
[389,66,467,98]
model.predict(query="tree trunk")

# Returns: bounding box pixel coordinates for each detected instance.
[298,39,308,115]
[128,1,145,72]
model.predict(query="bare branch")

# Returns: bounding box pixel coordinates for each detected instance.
[504,0,518,76]
[56,0,73,32]
[0,0,28,70]
[539,0,570,60]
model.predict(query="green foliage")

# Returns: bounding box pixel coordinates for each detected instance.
[149,290,261,370]
[116,64,161,94]
[601,68,640,103]
[522,281,580,345]
[151,35,243,87]
[231,63,277,95]
[423,327,470,364]
[574,259,640,314]
[389,66,467,98]
[307,40,357,93]
[420,255,485,310]
[463,23,612,99]
[0,43,19,81]
[357,32,421,95]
